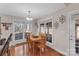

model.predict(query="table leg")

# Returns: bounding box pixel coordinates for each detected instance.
[23,44,25,56]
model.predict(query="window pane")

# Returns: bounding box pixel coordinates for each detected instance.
[77,26,79,39]
[15,33,23,40]
[40,24,45,33]
[15,22,24,32]
[46,22,52,43]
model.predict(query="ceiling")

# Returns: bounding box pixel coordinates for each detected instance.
[0,3,66,20]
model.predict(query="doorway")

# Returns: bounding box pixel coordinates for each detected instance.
[69,13,79,56]
[75,21,79,54]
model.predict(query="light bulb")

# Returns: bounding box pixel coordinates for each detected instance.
[26,17,33,21]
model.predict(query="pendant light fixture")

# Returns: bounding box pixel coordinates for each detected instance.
[26,10,33,21]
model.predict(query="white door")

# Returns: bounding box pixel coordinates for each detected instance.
[69,15,76,55]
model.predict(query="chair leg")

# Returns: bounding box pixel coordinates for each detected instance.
[10,45,15,56]
[8,49,10,56]
[40,49,41,56]
[39,47,46,56]
[39,48,43,56]
[23,45,25,56]
[44,48,46,56]
[27,43,30,55]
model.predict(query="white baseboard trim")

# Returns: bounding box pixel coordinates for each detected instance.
[46,41,54,48]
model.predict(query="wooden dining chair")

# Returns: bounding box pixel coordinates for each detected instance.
[36,33,47,56]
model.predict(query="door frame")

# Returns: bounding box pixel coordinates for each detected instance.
[67,9,79,55]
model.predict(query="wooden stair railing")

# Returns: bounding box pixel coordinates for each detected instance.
[0,33,12,56]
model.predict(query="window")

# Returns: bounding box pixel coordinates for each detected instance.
[25,24,30,38]
[75,24,79,53]
[15,33,23,40]
[46,22,52,43]
[76,24,79,40]
[77,25,79,39]
[26,24,30,32]
[14,22,24,40]
[15,22,24,32]
[40,24,45,33]
[39,22,52,43]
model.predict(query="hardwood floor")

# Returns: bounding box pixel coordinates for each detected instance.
[9,43,64,56]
